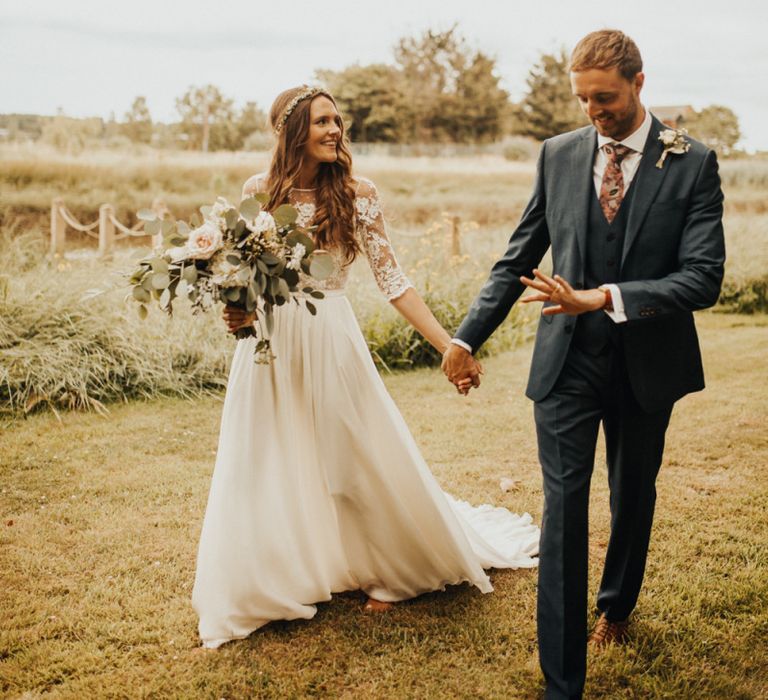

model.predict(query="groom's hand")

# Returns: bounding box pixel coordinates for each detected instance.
[521,269,607,316]
[442,344,483,395]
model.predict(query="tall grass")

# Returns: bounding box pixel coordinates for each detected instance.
[0,218,536,416]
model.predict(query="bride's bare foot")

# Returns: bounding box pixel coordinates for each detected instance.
[363,597,394,612]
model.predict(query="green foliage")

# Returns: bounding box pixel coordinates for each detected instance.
[175,84,239,152]
[517,49,588,141]
[319,26,510,144]
[685,105,742,156]
[317,64,406,143]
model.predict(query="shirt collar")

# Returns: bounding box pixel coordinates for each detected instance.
[596,107,652,154]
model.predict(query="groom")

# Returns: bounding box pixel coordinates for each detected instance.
[442,29,725,699]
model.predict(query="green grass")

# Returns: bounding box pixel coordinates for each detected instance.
[1,313,767,698]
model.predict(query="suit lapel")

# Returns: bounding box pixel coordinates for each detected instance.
[622,115,671,267]
[570,128,597,269]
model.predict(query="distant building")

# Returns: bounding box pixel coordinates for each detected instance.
[650,105,696,129]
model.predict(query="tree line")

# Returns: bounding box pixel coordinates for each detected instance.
[0,26,742,155]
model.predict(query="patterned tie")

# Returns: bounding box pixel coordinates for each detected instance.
[599,143,633,223]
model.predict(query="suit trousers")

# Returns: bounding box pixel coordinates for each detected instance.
[534,342,672,699]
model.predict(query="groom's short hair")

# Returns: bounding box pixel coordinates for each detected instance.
[570,30,643,81]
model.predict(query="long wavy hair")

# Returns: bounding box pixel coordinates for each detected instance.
[266,86,359,262]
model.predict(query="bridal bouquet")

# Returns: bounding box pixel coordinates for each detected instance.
[128,194,334,362]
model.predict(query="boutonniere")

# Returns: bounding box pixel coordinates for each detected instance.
[656,128,690,168]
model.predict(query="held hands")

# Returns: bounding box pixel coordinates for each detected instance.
[222,305,256,334]
[442,344,484,396]
[521,269,607,316]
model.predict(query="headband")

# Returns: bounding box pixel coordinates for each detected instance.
[274,86,326,134]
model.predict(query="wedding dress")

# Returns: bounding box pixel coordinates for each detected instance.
[192,175,539,649]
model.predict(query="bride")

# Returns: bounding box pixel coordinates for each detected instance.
[192,85,539,649]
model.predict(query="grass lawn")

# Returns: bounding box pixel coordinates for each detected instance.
[1,312,767,699]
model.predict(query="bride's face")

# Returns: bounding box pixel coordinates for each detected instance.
[304,96,342,165]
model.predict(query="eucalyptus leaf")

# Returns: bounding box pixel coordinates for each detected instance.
[160,219,174,236]
[190,212,202,228]
[226,254,242,266]
[167,235,187,246]
[256,259,269,275]
[261,252,280,266]
[177,221,190,235]
[225,209,239,230]
[253,192,270,205]
[239,197,261,220]
[306,301,317,316]
[283,268,299,288]
[225,287,241,302]
[285,231,315,253]
[273,204,298,228]
[151,272,171,290]
[308,251,335,281]
[132,286,151,303]
[150,257,169,274]
[160,288,171,308]
[264,309,275,336]
[237,267,251,284]
[310,290,325,299]
[144,219,161,236]
[254,271,267,295]
[277,278,291,299]
[137,304,148,320]
[137,209,157,222]
[182,265,198,284]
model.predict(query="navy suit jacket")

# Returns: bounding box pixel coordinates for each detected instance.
[455,115,726,412]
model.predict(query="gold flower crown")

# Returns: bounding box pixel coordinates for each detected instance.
[274,86,326,134]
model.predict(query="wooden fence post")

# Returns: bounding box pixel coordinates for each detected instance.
[450,215,461,257]
[50,198,66,257]
[99,204,115,258]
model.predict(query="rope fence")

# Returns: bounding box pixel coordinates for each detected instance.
[50,198,166,258]
[50,199,464,259]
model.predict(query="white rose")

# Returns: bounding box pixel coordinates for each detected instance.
[186,221,224,260]
[209,196,233,219]
[659,129,678,146]
[287,242,306,271]
[250,211,277,238]
[210,251,247,288]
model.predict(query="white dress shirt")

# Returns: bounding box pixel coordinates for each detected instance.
[451,109,652,353]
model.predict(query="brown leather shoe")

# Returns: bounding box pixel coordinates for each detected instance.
[588,613,629,648]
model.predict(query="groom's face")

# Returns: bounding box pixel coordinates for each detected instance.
[570,66,645,141]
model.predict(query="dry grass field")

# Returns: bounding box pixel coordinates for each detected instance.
[1,313,767,699]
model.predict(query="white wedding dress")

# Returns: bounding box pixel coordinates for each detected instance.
[192,175,539,649]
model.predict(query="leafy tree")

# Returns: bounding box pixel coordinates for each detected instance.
[175,85,237,151]
[518,49,587,140]
[236,101,268,148]
[685,105,741,155]
[316,63,406,142]
[394,26,509,143]
[122,96,152,144]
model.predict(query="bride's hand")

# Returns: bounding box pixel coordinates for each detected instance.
[222,305,256,333]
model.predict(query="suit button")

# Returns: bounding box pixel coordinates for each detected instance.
[606,233,616,242]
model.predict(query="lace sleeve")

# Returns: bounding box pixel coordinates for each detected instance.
[355,178,414,301]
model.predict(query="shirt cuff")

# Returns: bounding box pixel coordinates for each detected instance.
[602,283,627,323]
[450,338,473,353]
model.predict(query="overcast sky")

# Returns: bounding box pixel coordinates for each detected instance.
[2,0,767,150]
